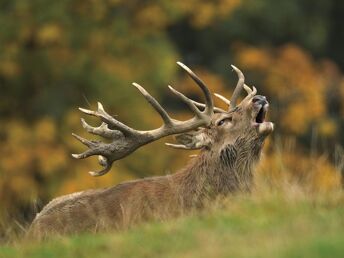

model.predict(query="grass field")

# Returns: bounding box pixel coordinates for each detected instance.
[1,189,343,258]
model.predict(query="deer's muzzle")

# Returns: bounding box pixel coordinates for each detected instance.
[252,95,274,135]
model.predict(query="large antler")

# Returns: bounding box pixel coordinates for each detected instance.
[72,62,214,176]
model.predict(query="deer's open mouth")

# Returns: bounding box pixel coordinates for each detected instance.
[256,106,273,135]
[252,100,274,135]
[252,95,268,124]
[255,105,267,123]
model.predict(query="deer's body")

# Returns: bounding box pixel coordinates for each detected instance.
[29,62,273,238]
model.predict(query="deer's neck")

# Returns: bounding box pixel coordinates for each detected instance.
[218,136,264,192]
[175,136,264,206]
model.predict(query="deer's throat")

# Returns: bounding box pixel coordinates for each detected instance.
[175,136,264,206]
[217,137,264,191]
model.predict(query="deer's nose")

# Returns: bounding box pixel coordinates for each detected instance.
[252,95,268,106]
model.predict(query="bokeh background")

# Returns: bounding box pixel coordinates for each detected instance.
[0,0,343,227]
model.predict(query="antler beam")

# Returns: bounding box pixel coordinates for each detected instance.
[72,62,214,176]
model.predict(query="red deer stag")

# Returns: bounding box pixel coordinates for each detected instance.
[29,62,273,238]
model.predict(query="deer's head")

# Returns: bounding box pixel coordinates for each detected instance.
[168,66,273,155]
[72,63,273,176]
[167,66,273,161]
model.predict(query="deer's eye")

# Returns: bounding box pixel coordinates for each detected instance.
[217,117,232,126]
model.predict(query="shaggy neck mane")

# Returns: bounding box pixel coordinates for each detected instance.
[173,132,264,207]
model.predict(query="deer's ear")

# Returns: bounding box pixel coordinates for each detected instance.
[174,129,211,150]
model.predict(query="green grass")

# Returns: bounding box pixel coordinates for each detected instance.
[1,191,343,258]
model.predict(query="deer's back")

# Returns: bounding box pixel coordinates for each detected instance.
[29,175,180,237]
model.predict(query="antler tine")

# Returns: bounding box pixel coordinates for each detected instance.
[192,100,226,113]
[79,102,135,135]
[71,133,101,159]
[165,142,203,150]
[81,119,122,139]
[214,92,231,109]
[71,133,97,149]
[229,65,245,110]
[89,156,112,177]
[214,93,230,105]
[188,93,229,113]
[132,82,173,126]
[250,86,257,96]
[177,62,214,115]
[72,62,215,176]
[72,131,113,176]
[243,84,252,94]
[242,84,257,101]
[165,143,193,150]
[168,85,203,117]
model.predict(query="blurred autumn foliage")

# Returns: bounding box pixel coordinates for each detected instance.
[0,0,344,224]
